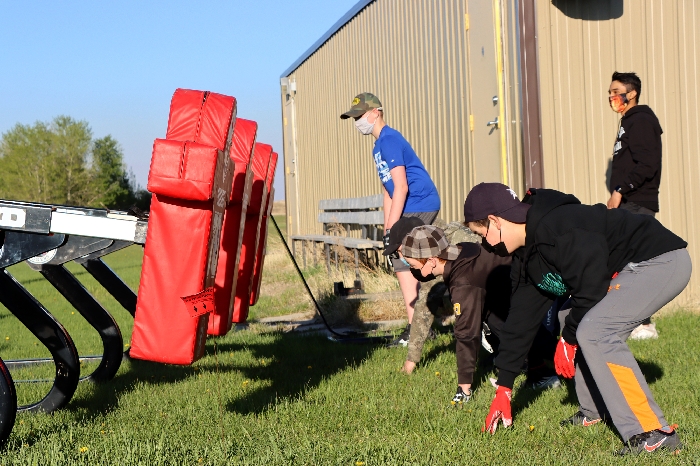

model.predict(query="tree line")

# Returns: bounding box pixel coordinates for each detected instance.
[0,116,150,210]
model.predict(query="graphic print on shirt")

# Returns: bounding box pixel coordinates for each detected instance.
[537,272,568,296]
[613,126,625,156]
[374,151,392,183]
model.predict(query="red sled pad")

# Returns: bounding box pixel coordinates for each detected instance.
[232,143,272,324]
[249,151,279,306]
[130,90,235,365]
[166,89,237,154]
[208,119,258,336]
[147,139,220,201]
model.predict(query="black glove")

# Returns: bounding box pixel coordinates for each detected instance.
[383,229,391,249]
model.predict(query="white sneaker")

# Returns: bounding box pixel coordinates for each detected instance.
[629,323,659,340]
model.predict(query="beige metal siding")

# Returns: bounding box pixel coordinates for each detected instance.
[502,0,525,192]
[282,0,523,237]
[536,0,700,306]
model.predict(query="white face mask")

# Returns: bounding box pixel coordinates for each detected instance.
[354,115,375,135]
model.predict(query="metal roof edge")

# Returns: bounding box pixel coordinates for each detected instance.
[280,0,376,78]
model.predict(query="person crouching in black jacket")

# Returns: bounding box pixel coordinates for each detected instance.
[399,224,560,405]
[464,182,690,457]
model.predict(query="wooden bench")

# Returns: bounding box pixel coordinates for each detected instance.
[290,194,386,278]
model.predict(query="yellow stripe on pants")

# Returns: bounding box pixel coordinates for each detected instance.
[607,362,662,432]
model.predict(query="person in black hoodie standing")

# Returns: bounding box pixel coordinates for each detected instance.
[463,183,691,456]
[607,71,661,216]
[607,71,663,339]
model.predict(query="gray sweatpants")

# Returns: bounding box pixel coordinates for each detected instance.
[563,248,692,442]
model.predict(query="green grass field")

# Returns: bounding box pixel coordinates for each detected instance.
[1,219,700,464]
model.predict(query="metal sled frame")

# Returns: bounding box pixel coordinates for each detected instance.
[0,200,146,418]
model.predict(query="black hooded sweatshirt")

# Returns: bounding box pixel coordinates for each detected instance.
[609,105,663,212]
[495,188,686,389]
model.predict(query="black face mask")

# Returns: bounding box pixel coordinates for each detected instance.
[482,221,511,257]
[410,267,436,282]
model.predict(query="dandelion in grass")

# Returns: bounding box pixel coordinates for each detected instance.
[356,462,365,466]
[435,371,440,377]
[529,425,535,431]
[4,336,8,340]
[79,446,88,453]
[308,365,312,369]
[242,380,250,387]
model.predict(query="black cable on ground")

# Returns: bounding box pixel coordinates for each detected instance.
[270,216,392,343]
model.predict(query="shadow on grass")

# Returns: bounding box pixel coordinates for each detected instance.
[420,336,500,396]
[217,332,377,415]
[62,331,379,419]
[517,358,664,423]
[62,356,208,418]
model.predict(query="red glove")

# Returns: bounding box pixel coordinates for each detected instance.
[482,386,513,434]
[554,337,578,379]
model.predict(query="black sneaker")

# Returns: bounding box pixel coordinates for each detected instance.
[616,425,682,456]
[560,410,602,427]
[451,386,472,406]
[523,374,561,391]
[387,324,410,347]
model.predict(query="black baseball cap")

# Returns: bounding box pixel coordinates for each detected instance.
[382,217,425,256]
[463,182,529,224]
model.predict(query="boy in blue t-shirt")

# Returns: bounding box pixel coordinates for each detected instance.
[341,92,441,346]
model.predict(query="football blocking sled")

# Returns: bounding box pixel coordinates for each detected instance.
[249,151,279,307]
[0,88,278,444]
[130,89,236,365]
[208,118,258,336]
[232,143,273,323]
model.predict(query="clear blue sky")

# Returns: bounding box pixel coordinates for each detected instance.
[0,0,359,201]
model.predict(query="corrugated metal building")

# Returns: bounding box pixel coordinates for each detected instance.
[280,0,700,307]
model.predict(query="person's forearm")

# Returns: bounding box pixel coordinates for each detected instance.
[383,189,392,230]
[456,338,480,385]
[387,186,407,228]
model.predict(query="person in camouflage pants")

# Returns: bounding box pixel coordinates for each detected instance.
[402,221,480,373]
[401,221,561,405]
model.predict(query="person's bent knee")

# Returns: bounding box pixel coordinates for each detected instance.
[575,319,599,349]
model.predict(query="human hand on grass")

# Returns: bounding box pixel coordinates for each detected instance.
[554,337,578,379]
[482,385,512,434]
[401,360,416,374]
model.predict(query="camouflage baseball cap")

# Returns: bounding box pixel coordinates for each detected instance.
[340,92,383,119]
[401,225,460,261]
